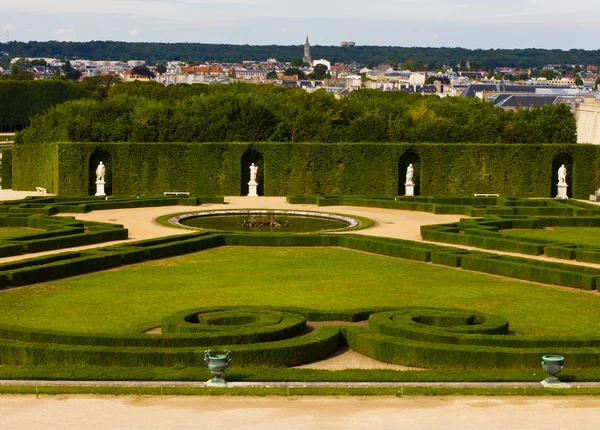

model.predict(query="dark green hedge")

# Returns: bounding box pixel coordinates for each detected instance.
[11,142,598,198]
[0,81,90,129]
[2,148,12,189]
[0,214,127,259]
[422,214,600,264]
[0,306,597,369]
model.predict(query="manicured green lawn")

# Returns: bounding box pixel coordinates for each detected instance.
[0,247,599,337]
[0,227,42,239]
[503,227,600,247]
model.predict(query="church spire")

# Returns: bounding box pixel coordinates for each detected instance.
[303,35,312,66]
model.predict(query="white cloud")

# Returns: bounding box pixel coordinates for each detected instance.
[128,29,140,36]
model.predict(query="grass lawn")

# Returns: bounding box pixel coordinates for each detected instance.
[0,247,599,337]
[503,227,600,247]
[0,227,43,239]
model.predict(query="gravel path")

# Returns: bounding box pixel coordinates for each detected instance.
[1,395,599,429]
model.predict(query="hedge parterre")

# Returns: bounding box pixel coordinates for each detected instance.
[421,213,600,265]
[0,214,127,258]
[0,306,597,369]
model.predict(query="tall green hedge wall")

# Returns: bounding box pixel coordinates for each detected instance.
[1,149,12,189]
[11,142,599,198]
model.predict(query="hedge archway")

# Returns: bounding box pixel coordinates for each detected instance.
[551,153,573,198]
[398,151,421,196]
[241,148,264,196]
[88,150,112,196]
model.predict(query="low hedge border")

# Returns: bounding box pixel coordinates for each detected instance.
[0,306,598,370]
[422,214,600,265]
[2,228,600,292]
[0,195,224,215]
[287,195,600,217]
[0,214,127,259]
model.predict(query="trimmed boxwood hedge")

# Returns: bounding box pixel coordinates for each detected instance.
[422,214,600,265]
[11,142,599,198]
[0,195,224,215]
[0,306,598,369]
[1,148,12,189]
[2,229,600,291]
[0,214,127,259]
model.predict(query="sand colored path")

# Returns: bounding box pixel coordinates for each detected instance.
[2,193,600,270]
[1,395,599,429]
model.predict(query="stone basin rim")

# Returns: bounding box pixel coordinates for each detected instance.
[542,355,565,362]
[169,209,361,231]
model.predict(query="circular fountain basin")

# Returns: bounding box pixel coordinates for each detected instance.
[169,210,361,233]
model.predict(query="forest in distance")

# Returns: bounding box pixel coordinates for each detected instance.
[3,41,600,68]
[15,81,576,144]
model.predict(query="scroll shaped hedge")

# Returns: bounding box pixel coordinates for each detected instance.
[421,213,600,265]
[0,306,598,370]
[342,307,600,369]
[0,214,127,258]
[0,307,340,367]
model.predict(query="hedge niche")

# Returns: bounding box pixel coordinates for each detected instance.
[11,142,599,198]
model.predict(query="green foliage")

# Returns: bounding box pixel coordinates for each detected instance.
[342,308,600,369]
[12,143,595,197]
[310,64,330,80]
[15,83,576,144]
[6,41,600,68]
[0,304,599,369]
[0,81,89,130]
[422,214,600,265]
[0,214,127,259]
[2,148,12,189]
[283,67,306,79]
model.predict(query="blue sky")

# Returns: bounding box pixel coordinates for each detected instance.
[1,0,599,49]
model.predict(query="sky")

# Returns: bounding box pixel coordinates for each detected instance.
[1,0,599,49]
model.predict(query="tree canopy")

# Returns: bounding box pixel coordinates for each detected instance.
[2,41,600,68]
[15,82,576,144]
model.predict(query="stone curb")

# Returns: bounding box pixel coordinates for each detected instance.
[1,380,599,389]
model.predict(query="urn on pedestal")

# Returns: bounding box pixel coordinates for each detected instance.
[541,354,565,385]
[204,349,232,387]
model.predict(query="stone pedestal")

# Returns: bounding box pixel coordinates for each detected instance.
[248,180,258,197]
[405,183,414,197]
[95,180,106,197]
[556,183,568,199]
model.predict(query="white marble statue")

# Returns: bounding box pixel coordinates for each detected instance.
[96,161,106,183]
[558,164,567,185]
[406,164,414,185]
[249,163,258,183]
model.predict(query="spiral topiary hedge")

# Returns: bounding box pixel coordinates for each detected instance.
[342,307,600,369]
[0,306,598,370]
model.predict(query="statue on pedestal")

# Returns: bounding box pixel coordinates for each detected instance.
[96,161,106,183]
[558,164,567,185]
[249,163,258,183]
[556,164,568,199]
[406,164,414,185]
[95,161,107,197]
[248,163,259,197]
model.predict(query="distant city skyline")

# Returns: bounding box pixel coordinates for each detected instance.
[2,1,600,50]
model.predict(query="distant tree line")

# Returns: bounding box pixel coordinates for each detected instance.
[3,41,600,68]
[15,81,576,144]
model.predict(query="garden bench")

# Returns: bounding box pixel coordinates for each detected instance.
[473,193,499,197]
[36,187,47,194]
[163,192,190,196]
